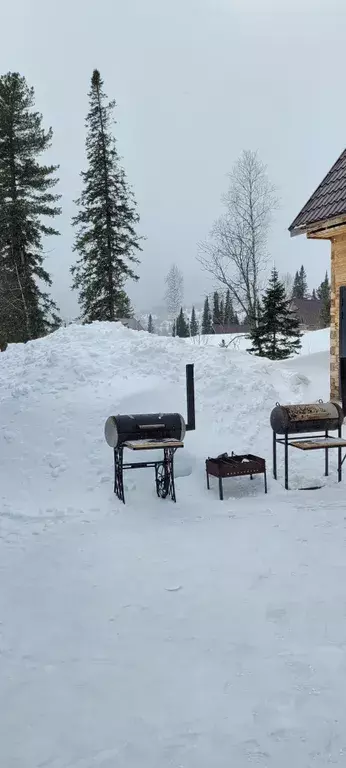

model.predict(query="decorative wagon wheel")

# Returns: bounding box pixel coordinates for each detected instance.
[155,462,170,498]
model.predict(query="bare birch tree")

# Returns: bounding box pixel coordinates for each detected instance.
[197,150,278,323]
[164,263,184,320]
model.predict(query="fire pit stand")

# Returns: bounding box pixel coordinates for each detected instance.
[206,453,267,500]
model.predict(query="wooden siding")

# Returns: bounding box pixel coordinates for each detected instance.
[330,235,346,399]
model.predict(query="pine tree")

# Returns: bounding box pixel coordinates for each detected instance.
[0,72,61,343]
[312,288,317,299]
[148,313,154,333]
[317,271,331,328]
[224,288,238,325]
[292,265,308,299]
[224,289,231,324]
[172,319,176,337]
[190,306,198,336]
[299,265,308,297]
[248,268,302,360]
[212,291,220,325]
[176,307,189,337]
[292,270,300,299]
[71,70,141,323]
[202,296,212,334]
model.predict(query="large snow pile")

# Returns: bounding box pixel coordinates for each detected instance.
[0,322,327,514]
[2,322,346,768]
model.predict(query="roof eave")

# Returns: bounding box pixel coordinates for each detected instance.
[289,212,346,239]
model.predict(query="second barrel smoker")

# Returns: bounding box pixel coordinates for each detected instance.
[270,401,346,489]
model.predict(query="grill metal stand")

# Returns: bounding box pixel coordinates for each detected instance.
[113,441,182,504]
[272,428,346,490]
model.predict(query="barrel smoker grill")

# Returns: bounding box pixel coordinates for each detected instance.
[105,364,195,503]
[270,401,345,489]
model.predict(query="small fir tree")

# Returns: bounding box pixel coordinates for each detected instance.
[248,268,302,360]
[172,319,176,337]
[202,296,212,334]
[190,306,198,336]
[212,291,220,325]
[71,69,141,323]
[317,271,331,328]
[0,72,61,343]
[148,313,154,333]
[176,307,189,337]
[312,288,317,299]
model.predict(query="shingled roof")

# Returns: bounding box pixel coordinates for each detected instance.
[289,149,346,235]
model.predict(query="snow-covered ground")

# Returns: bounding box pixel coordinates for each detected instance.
[189,327,330,356]
[2,322,346,767]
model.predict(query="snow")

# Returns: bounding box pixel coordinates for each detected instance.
[1,322,346,767]
[187,327,331,360]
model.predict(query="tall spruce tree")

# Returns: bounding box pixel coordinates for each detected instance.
[292,270,300,299]
[176,307,189,337]
[202,296,212,334]
[190,306,198,336]
[292,265,308,299]
[147,313,154,333]
[299,265,308,297]
[248,268,302,360]
[224,288,239,325]
[212,291,220,324]
[317,271,331,328]
[71,70,141,323]
[0,72,61,343]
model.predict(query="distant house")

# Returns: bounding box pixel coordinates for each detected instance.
[290,298,322,331]
[212,323,250,335]
[118,317,144,331]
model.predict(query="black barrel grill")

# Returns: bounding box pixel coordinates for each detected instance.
[270,401,345,489]
[105,364,195,503]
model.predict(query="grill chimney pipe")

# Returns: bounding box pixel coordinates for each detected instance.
[185,364,195,431]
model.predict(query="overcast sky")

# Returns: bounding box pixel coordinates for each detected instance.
[2,0,346,318]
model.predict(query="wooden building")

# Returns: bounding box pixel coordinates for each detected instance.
[289,149,346,399]
[290,297,323,331]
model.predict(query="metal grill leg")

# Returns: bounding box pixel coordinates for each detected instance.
[264,468,268,494]
[273,431,277,480]
[155,448,177,502]
[325,430,329,476]
[284,432,289,491]
[218,476,223,501]
[114,447,125,503]
[338,426,342,482]
[206,467,210,490]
